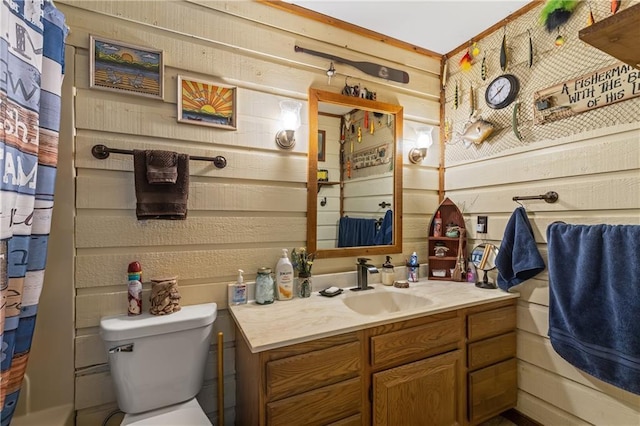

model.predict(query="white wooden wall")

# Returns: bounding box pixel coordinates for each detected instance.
[52,1,441,424]
[443,2,640,425]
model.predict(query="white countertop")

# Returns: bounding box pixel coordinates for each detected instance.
[230,278,518,353]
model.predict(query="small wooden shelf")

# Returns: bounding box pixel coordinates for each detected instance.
[579,3,640,69]
[427,198,466,281]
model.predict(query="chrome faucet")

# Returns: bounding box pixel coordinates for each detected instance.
[352,258,378,291]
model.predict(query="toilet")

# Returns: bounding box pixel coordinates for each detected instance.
[100,303,217,425]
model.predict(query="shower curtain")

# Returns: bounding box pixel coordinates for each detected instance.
[1,1,67,424]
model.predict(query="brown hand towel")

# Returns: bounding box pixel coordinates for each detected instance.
[134,149,189,220]
[146,150,178,184]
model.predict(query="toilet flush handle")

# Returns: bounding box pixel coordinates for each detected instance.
[108,343,134,353]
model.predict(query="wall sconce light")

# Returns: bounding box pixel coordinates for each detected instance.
[275,100,302,149]
[408,125,434,164]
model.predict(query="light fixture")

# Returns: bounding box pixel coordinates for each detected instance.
[275,100,302,149]
[408,125,434,164]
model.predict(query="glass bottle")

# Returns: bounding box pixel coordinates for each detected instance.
[255,267,274,305]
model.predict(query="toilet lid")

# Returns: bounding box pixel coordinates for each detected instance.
[121,398,211,425]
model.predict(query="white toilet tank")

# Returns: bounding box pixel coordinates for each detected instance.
[100,303,217,414]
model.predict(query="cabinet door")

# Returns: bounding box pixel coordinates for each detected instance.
[372,350,463,426]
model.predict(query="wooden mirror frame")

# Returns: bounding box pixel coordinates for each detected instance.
[307,88,403,259]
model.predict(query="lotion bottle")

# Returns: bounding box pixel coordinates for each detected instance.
[275,249,294,300]
[228,269,247,305]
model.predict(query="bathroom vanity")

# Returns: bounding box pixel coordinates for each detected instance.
[231,280,518,425]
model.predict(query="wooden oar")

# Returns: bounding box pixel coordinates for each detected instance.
[295,45,410,84]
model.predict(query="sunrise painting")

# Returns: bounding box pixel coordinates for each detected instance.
[90,36,163,99]
[177,76,237,130]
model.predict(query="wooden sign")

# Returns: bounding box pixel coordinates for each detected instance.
[533,62,640,124]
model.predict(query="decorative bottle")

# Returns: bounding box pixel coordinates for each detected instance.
[255,267,275,305]
[433,211,442,237]
[127,261,143,316]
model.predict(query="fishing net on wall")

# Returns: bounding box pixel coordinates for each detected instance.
[443,2,640,164]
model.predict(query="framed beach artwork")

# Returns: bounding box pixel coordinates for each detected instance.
[177,76,237,130]
[318,130,326,162]
[90,36,163,99]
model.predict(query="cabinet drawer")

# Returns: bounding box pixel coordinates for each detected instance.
[467,306,516,342]
[266,341,361,401]
[371,317,462,368]
[468,358,517,424]
[266,377,361,425]
[468,332,516,370]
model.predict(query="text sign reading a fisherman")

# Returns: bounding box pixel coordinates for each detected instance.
[533,62,640,124]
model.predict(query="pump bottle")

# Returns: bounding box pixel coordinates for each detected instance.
[228,269,247,305]
[275,249,294,300]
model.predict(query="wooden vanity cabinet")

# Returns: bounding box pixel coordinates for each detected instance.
[234,299,517,426]
[466,302,518,425]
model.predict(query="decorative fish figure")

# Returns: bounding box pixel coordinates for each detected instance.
[454,82,459,109]
[481,56,487,81]
[512,101,524,142]
[460,50,472,71]
[441,60,448,89]
[469,84,475,115]
[611,0,620,14]
[528,30,534,67]
[588,5,596,25]
[455,115,495,148]
[500,32,507,72]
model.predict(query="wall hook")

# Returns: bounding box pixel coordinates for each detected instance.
[320,197,327,207]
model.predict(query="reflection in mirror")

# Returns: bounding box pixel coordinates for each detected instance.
[307,89,403,259]
[471,243,499,289]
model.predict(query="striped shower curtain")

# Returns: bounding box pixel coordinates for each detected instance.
[1,1,67,424]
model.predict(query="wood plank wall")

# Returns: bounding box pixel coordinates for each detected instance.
[443,2,640,425]
[54,1,441,423]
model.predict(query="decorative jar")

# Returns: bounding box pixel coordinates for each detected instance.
[297,273,312,298]
[255,267,274,305]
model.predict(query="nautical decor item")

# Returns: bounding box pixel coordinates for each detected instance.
[485,74,520,110]
[540,0,579,32]
[459,49,473,72]
[500,30,508,72]
[456,115,495,148]
[528,30,534,67]
[481,55,487,81]
[294,45,410,83]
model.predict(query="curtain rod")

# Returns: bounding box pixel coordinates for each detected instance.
[91,144,227,169]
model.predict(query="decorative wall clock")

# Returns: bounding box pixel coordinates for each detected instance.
[485,74,519,109]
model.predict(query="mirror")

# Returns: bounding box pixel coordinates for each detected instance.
[307,88,403,259]
[471,243,499,289]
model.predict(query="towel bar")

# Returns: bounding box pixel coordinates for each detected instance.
[512,191,558,204]
[91,144,227,169]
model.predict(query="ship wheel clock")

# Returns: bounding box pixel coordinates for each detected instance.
[485,74,520,109]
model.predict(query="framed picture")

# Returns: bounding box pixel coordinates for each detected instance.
[177,75,237,130]
[90,35,163,99]
[318,130,326,162]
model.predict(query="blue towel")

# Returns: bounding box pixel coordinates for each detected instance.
[495,207,546,291]
[547,223,640,395]
[338,217,376,247]
[374,210,393,245]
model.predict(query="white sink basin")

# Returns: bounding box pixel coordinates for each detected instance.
[342,290,430,316]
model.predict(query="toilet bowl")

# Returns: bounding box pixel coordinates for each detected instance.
[100,303,217,425]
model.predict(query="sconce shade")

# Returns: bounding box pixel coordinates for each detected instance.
[276,100,302,149]
[408,125,434,164]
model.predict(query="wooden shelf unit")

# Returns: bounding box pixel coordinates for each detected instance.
[427,198,466,280]
[579,3,640,69]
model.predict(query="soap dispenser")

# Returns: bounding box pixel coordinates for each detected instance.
[381,256,395,286]
[275,248,294,300]
[228,269,247,305]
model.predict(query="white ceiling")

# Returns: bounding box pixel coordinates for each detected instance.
[287,0,531,55]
